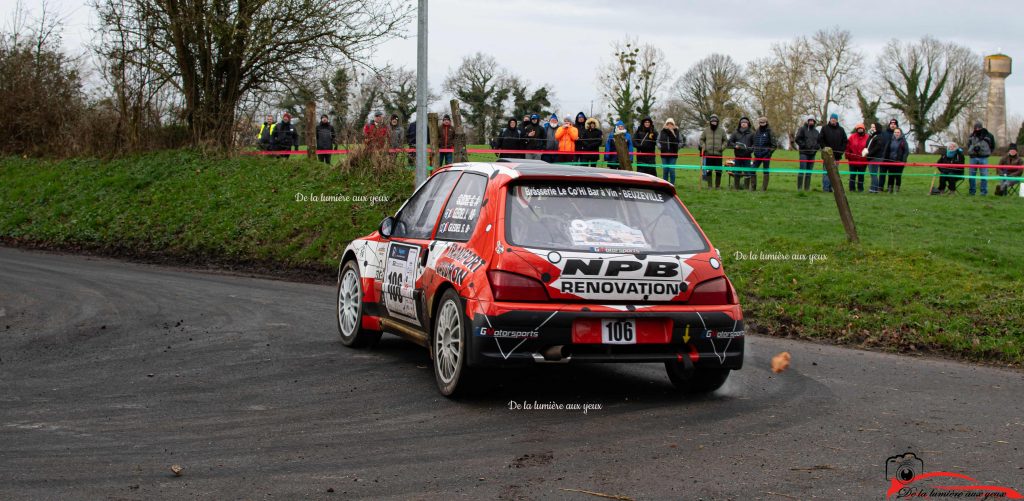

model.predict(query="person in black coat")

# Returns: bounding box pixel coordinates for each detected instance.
[314,114,337,164]
[522,114,545,160]
[883,128,910,193]
[633,116,658,176]
[933,142,965,194]
[817,113,847,192]
[493,118,524,159]
[750,117,777,191]
[657,118,683,184]
[576,117,603,167]
[271,112,299,159]
[864,122,887,193]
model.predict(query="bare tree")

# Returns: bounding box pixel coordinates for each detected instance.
[877,36,984,152]
[442,52,510,143]
[92,0,411,149]
[597,38,669,129]
[672,53,743,133]
[805,27,863,123]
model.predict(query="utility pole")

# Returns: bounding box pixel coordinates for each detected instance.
[415,0,428,187]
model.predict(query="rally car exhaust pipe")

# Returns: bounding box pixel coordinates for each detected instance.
[532,346,571,363]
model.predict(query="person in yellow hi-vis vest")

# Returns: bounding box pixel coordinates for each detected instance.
[256,114,275,150]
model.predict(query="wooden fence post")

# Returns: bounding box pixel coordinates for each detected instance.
[305,101,316,160]
[822,147,859,243]
[449,100,468,163]
[613,132,632,171]
[427,113,440,172]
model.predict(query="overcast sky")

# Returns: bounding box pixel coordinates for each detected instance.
[10,0,1024,137]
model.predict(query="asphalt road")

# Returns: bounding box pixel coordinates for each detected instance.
[1,246,1022,500]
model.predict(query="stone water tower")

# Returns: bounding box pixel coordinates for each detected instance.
[984,54,1012,149]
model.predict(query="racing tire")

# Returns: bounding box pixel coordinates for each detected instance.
[665,363,730,394]
[432,289,475,397]
[336,260,381,348]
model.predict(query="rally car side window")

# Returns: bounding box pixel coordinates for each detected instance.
[393,171,460,239]
[434,173,487,242]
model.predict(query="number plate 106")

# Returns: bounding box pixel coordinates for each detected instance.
[601,319,636,344]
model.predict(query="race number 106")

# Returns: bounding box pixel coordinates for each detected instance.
[601,319,636,344]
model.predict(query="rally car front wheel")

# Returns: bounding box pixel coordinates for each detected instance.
[432,289,474,397]
[337,260,381,348]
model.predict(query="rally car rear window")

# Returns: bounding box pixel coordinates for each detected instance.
[504,182,709,253]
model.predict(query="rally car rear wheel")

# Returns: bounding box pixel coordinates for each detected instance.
[337,260,381,348]
[665,363,730,394]
[433,289,473,397]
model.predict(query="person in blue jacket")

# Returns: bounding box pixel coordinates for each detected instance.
[604,120,633,169]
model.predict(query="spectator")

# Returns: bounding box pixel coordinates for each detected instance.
[633,116,658,176]
[864,122,887,193]
[876,118,899,190]
[728,117,755,190]
[700,114,728,189]
[965,120,996,195]
[388,114,404,151]
[817,113,848,192]
[995,143,1022,196]
[577,117,603,167]
[605,120,633,169]
[751,116,777,191]
[257,114,275,151]
[932,141,964,195]
[573,112,587,138]
[363,111,388,149]
[271,112,299,158]
[542,114,559,163]
[555,116,579,164]
[439,114,454,165]
[658,118,683,184]
[315,114,336,165]
[522,114,544,160]
[794,117,820,191]
[521,114,531,133]
[494,118,524,159]
[883,127,909,193]
[845,123,869,192]
[405,120,421,163]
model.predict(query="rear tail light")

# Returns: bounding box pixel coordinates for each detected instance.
[487,270,550,302]
[688,277,729,305]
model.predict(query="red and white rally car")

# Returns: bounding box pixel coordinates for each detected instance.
[336,160,744,396]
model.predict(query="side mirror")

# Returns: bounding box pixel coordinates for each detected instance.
[379,216,395,239]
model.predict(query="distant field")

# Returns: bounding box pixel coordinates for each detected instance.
[2,149,1021,363]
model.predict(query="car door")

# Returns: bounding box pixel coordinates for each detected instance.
[381,170,461,329]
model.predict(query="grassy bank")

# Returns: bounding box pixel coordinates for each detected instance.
[2,150,1022,363]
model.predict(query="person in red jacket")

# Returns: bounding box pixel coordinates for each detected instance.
[363,111,389,149]
[844,123,869,192]
[439,115,454,165]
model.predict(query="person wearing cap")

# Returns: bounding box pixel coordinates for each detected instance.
[995,143,1022,196]
[577,117,603,167]
[555,116,579,164]
[363,111,389,149]
[699,114,728,189]
[633,116,658,176]
[605,120,634,169]
[933,142,964,195]
[494,118,524,159]
[542,114,559,163]
[315,114,337,165]
[728,117,755,190]
[522,114,544,160]
[388,114,404,152]
[438,114,454,165]
[966,120,996,195]
[817,113,848,192]
[750,117,777,191]
[271,112,299,158]
[794,117,821,191]
[844,123,869,192]
[658,118,683,184]
[256,114,275,151]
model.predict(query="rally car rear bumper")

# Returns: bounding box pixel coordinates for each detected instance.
[465,301,744,369]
